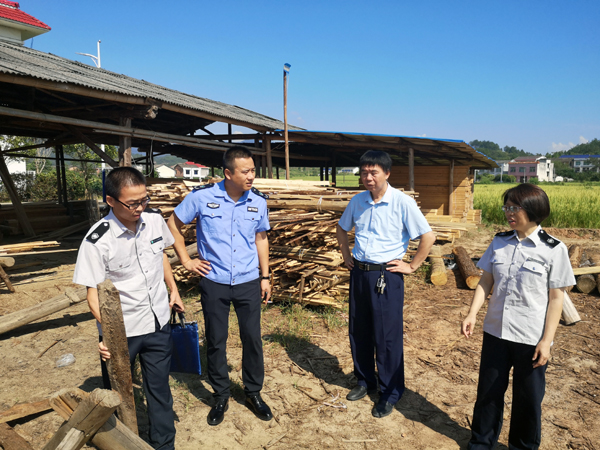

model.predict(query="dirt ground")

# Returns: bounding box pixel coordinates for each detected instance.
[0,226,599,450]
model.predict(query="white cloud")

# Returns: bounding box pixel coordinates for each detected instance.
[579,136,589,144]
[551,141,576,152]
[416,133,427,137]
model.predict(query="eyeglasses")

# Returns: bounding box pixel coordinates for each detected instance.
[115,196,151,211]
[501,205,523,213]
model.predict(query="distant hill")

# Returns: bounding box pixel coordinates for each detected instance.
[547,138,600,158]
[131,152,188,167]
[469,140,539,161]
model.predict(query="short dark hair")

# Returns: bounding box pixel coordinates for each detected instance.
[359,150,392,173]
[105,167,146,199]
[223,146,254,173]
[503,183,550,225]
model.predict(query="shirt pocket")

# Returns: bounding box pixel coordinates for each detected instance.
[150,240,165,254]
[200,211,223,235]
[244,211,259,233]
[518,259,548,292]
[107,255,134,281]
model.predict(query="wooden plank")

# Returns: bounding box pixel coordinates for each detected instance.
[98,280,138,434]
[0,399,51,424]
[572,266,600,276]
[0,423,34,450]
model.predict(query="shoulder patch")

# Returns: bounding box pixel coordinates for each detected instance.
[251,187,269,199]
[193,183,214,191]
[495,230,515,237]
[86,222,110,244]
[144,206,162,214]
[538,229,560,248]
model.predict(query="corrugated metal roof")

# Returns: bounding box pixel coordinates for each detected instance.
[278,130,497,169]
[0,41,300,132]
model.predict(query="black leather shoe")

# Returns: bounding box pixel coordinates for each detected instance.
[346,386,377,401]
[245,394,273,421]
[371,400,394,418]
[207,398,229,426]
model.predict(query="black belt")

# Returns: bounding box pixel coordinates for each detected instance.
[353,258,390,271]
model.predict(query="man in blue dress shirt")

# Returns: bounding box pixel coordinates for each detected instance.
[167,146,272,426]
[336,150,436,418]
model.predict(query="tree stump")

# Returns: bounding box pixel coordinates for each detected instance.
[576,274,597,294]
[452,246,481,289]
[98,280,138,435]
[429,246,448,286]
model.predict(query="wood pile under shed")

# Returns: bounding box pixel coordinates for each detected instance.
[148,178,479,308]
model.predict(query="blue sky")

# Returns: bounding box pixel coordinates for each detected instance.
[21,0,600,155]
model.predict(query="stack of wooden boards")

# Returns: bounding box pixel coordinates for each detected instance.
[147,178,485,307]
[0,200,90,235]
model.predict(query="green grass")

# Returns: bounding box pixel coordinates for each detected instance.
[474,183,600,228]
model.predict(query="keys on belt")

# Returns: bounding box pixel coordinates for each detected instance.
[353,258,388,294]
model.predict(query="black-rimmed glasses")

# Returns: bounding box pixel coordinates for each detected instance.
[115,196,151,211]
[501,205,522,213]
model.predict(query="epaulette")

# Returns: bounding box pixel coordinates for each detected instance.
[495,230,515,237]
[193,183,214,191]
[144,206,162,214]
[86,222,110,244]
[538,229,560,248]
[251,187,269,199]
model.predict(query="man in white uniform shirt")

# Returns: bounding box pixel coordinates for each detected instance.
[73,167,184,450]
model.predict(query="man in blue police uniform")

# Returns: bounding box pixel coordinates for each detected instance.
[73,167,184,450]
[167,146,272,426]
[336,150,436,418]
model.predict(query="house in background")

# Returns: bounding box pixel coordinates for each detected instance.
[174,162,210,179]
[0,1,50,45]
[155,164,176,178]
[477,159,510,178]
[508,156,554,182]
[559,154,600,173]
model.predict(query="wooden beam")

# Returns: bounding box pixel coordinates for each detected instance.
[0,423,34,450]
[448,159,455,216]
[264,135,273,179]
[43,389,121,450]
[119,117,132,167]
[0,156,35,237]
[65,126,118,168]
[408,148,415,191]
[0,399,51,425]
[0,286,87,336]
[98,280,138,434]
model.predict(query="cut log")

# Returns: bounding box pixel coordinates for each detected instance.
[167,242,198,266]
[561,291,581,326]
[0,399,51,424]
[576,274,597,294]
[429,246,448,286]
[0,286,87,336]
[0,264,15,293]
[97,280,138,435]
[43,389,121,450]
[0,256,15,268]
[589,254,600,293]
[567,245,582,293]
[0,423,34,450]
[49,388,153,450]
[452,246,481,289]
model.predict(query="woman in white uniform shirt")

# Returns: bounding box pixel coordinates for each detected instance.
[462,183,575,450]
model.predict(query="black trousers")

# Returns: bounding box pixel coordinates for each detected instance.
[469,332,547,450]
[200,277,264,399]
[101,321,175,450]
[349,265,405,404]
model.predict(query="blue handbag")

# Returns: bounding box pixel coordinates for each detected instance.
[170,311,202,375]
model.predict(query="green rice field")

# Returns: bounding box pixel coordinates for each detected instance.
[474,183,600,228]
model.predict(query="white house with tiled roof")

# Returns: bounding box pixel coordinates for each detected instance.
[0,1,50,45]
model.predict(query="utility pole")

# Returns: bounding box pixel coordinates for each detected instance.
[283,63,291,180]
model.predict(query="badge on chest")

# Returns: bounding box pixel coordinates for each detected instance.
[247,206,258,213]
[207,202,220,209]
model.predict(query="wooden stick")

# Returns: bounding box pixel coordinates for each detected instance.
[43,389,121,450]
[98,280,138,435]
[0,264,15,293]
[49,388,154,450]
[0,423,34,450]
[0,399,51,424]
[0,286,87,336]
[0,256,15,268]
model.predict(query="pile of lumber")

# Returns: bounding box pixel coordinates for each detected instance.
[0,241,59,255]
[0,201,90,235]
